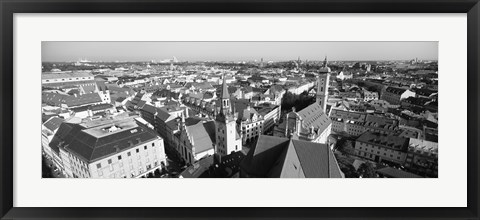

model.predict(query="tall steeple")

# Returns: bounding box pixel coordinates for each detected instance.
[214,73,242,157]
[219,73,231,118]
[317,55,330,113]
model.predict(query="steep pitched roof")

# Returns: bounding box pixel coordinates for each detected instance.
[185,120,216,154]
[43,116,65,132]
[240,135,290,177]
[240,135,343,178]
[221,75,230,99]
[297,102,332,134]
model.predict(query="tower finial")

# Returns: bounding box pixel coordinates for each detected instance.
[323,55,328,67]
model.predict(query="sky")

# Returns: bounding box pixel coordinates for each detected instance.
[42,41,438,62]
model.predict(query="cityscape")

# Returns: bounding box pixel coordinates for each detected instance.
[41,42,438,178]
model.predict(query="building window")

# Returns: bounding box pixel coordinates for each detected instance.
[108,159,112,164]
[152,143,155,147]
[96,163,101,169]
[127,152,131,157]
[136,149,140,153]
[118,155,122,160]
[144,146,147,150]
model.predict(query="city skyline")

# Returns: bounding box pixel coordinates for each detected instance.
[42,41,438,62]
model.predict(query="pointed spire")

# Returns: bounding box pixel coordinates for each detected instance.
[323,56,328,67]
[221,73,229,99]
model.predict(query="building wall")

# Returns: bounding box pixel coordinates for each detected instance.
[331,120,365,136]
[215,119,241,156]
[354,141,407,165]
[241,119,264,144]
[313,124,332,145]
[317,74,330,112]
[178,130,194,165]
[87,138,166,178]
[380,92,401,105]
[99,90,111,104]
[41,132,54,159]
[194,149,215,161]
[262,106,280,133]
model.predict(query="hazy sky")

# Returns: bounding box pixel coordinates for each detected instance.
[42,41,438,62]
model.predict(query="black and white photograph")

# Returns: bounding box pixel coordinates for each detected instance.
[41,41,438,179]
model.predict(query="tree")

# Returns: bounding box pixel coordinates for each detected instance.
[41,156,53,178]
[154,168,161,177]
[334,154,359,178]
[357,163,377,178]
[336,139,355,155]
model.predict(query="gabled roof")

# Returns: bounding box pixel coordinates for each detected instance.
[140,103,157,115]
[357,131,409,152]
[80,84,97,94]
[43,116,64,132]
[155,108,175,122]
[185,120,216,154]
[297,102,332,134]
[240,107,260,121]
[240,135,343,178]
[385,86,408,95]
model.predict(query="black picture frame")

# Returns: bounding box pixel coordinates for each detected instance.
[1,0,479,219]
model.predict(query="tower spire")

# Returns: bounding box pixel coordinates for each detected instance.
[323,56,328,67]
[221,73,229,99]
[218,73,231,117]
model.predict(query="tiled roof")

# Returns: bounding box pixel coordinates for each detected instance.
[180,155,214,178]
[140,104,157,115]
[43,116,64,132]
[42,92,102,107]
[240,107,260,121]
[385,86,407,95]
[80,84,97,94]
[414,88,437,97]
[155,108,175,122]
[96,81,108,91]
[376,167,422,178]
[297,103,332,134]
[240,135,343,178]
[70,103,113,113]
[364,115,398,131]
[185,120,216,154]
[356,131,409,152]
[330,109,367,123]
[240,135,290,177]
[49,117,159,163]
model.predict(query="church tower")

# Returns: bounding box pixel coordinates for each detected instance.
[317,56,331,113]
[215,74,241,157]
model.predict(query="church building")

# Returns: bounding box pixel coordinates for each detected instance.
[273,56,332,145]
[215,74,243,157]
